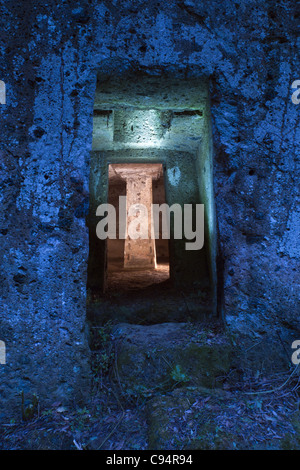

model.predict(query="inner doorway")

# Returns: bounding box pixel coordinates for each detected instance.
[106,163,170,292]
[87,74,218,323]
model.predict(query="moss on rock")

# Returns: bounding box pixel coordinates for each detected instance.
[112,322,234,397]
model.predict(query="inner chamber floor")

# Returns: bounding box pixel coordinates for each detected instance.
[88,262,214,325]
[107,262,170,292]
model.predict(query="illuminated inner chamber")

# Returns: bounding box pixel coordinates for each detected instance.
[107,163,170,288]
[108,163,165,270]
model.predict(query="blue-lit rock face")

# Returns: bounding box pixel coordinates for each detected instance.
[0,0,299,417]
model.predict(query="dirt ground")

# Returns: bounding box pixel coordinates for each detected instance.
[1,270,299,451]
[0,369,299,450]
[1,328,299,450]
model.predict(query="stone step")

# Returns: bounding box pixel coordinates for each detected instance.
[111,322,233,398]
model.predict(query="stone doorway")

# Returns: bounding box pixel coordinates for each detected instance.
[87,74,218,322]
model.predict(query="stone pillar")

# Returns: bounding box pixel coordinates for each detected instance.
[124,174,156,269]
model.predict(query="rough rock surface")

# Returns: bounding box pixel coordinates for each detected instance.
[0,0,299,417]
